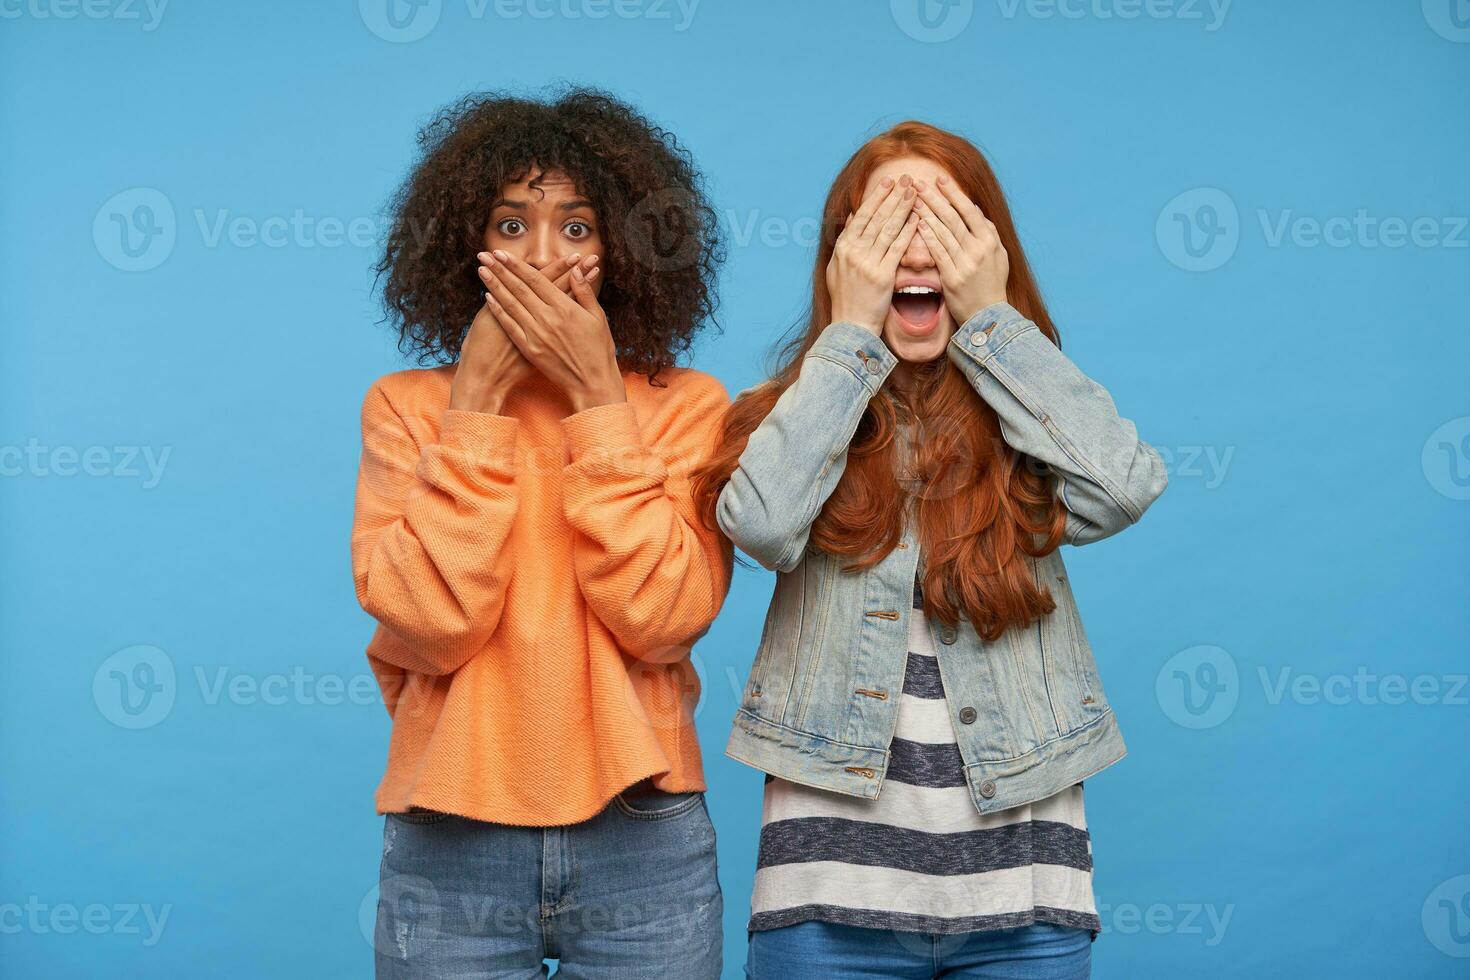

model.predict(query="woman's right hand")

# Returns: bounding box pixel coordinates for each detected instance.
[449,253,599,414]
[826,174,919,334]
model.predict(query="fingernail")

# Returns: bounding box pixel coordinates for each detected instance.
[587,268,600,281]
[899,175,912,186]
[881,177,894,187]
[937,175,949,185]
[572,268,584,282]
[477,251,492,262]
[569,252,581,262]
[913,180,926,191]
[492,250,510,261]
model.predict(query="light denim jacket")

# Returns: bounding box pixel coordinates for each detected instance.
[716,301,1168,814]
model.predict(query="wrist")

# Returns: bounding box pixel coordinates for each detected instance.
[568,377,627,415]
[448,379,507,416]
[830,309,883,335]
[959,295,1008,325]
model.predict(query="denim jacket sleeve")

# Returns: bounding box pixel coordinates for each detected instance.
[715,320,898,572]
[947,301,1168,546]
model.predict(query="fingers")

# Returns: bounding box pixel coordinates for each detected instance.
[481,251,598,294]
[478,261,541,339]
[551,253,600,292]
[868,176,917,250]
[490,250,567,308]
[934,174,989,235]
[915,181,968,242]
[915,219,959,281]
[567,267,601,313]
[882,211,921,265]
[533,253,578,289]
[848,176,900,240]
[914,197,964,259]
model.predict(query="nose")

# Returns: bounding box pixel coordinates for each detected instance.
[899,224,935,271]
[524,226,558,271]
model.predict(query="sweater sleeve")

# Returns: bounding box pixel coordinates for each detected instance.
[350,381,521,675]
[559,375,735,664]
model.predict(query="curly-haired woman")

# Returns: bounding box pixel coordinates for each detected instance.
[691,122,1168,978]
[354,88,730,979]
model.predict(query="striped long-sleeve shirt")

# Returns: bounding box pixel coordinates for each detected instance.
[749,567,1102,937]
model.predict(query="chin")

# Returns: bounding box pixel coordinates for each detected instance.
[883,308,954,365]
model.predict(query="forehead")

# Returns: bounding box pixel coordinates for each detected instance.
[497,168,584,203]
[863,156,951,196]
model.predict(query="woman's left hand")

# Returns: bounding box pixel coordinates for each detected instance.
[914,176,1010,326]
[478,249,627,414]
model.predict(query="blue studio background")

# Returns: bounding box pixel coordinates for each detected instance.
[2,1,1467,976]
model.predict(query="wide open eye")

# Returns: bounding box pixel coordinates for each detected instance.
[497,218,526,236]
[563,220,595,241]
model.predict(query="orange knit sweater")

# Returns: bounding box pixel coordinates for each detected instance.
[351,363,733,826]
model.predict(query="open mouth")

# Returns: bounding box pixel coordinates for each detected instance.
[891,285,944,337]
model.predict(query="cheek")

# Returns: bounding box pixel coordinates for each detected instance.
[483,229,528,260]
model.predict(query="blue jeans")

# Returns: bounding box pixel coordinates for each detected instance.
[746,919,1092,979]
[373,783,722,979]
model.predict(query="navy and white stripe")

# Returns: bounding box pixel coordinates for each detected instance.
[749,572,1101,936]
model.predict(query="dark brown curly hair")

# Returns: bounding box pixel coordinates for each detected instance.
[375,86,723,383]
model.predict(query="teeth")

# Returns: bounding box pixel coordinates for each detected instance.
[895,285,938,295]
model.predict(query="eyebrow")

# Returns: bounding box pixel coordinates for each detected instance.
[491,198,596,213]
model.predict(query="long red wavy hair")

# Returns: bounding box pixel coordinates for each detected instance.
[691,121,1067,641]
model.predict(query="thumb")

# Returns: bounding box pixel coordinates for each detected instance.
[569,268,601,312]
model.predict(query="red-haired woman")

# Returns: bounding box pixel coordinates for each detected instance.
[691,122,1167,978]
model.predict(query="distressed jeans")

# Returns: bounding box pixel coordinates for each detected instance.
[373,782,723,979]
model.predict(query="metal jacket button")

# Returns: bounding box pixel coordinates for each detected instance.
[958,706,977,724]
[979,779,997,798]
[939,625,957,644]
[865,358,882,374]
[970,332,986,347]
